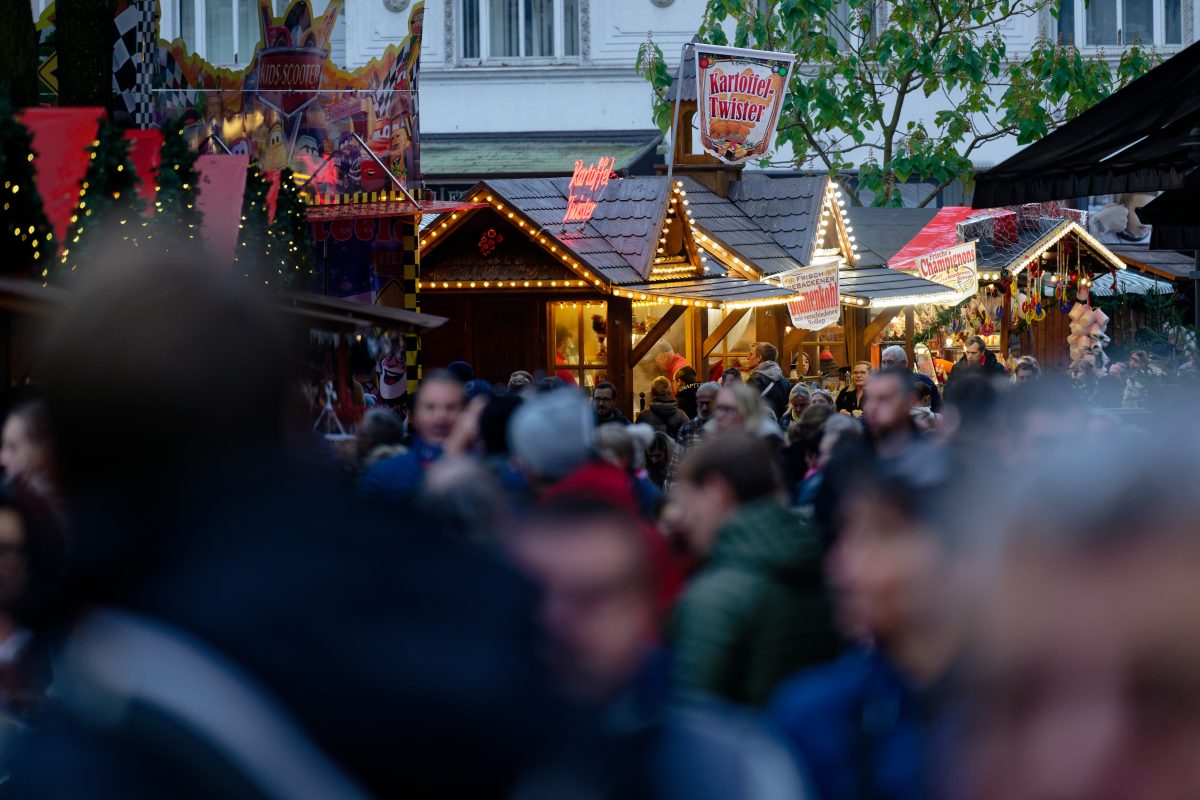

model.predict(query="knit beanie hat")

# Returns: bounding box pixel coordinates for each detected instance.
[508,389,596,481]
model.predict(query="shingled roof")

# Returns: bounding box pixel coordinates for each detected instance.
[838,266,964,307]
[728,175,827,266]
[680,177,802,275]
[846,207,939,267]
[480,177,669,285]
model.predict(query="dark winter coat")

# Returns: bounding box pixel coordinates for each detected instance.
[675,383,701,420]
[946,348,1007,388]
[636,399,690,440]
[747,361,790,420]
[595,408,631,427]
[669,500,838,707]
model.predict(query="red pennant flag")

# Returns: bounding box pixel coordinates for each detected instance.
[124,129,164,215]
[18,107,104,244]
[195,154,250,267]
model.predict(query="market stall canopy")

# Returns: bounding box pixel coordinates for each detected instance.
[838,266,964,309]
[972,41,1200,207]
[280,292,446,334]
[1087,269,1175,297]
[1108,242,1196,279]
[616,274,800,309]
[888,207,978,268]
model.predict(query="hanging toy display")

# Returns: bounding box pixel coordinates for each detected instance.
[1068,302,1110,366]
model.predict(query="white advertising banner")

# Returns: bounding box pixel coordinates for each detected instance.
[694,43,796,165]
[783,261,841,330]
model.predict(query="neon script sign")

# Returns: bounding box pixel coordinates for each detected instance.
[563,156,615,225]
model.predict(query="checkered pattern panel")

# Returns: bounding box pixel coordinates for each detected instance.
[111,0,158,128]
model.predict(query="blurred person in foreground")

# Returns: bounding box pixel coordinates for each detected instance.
[352,407,407,474]
[507,496,807,800]
[780,404,833,495]
[0,393,60,516]
[862,368,925,466]
[358,370,469,504]
[665,433,838,707]
[7,259,571,799]
[810,389,834,409]
[712,383,781,444]
[595,423,661,522]
[881,345,942,412]
[947,417,1200,800]
[769,447,965,800]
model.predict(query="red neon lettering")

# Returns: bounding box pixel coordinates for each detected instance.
[563,156,616,225]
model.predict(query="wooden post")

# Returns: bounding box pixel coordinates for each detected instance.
[755,306,785,362]
[1000,287,1012,358]
[608,295,633,418]
[904,306,916,364]
[844,306,868,364]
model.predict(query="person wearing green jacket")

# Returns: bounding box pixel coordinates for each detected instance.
[665,431,840,707]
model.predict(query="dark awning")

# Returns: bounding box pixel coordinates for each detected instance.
[1136,186,1200,250]
[973,42,1200,207]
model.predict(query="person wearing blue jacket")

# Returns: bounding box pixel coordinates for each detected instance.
[769,447,966,800]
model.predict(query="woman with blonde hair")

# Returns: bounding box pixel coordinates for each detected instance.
[710,382,776,440]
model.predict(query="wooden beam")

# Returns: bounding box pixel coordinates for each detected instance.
[702,308,749,357]
[1000,287,1012,358]
[631,305,686,366]
[607,296,634,419]
[863,306,905,350]
[904,306,915,364]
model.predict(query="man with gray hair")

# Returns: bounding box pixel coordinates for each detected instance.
[747,342,791,419]
[881,344,943,412]
[508,388,596,491]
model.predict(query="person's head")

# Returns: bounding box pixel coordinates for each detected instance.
[748,342,778,368]
[674,366,697,389]
[1068,358,1099,385]
[951,423,1200,800]
[964,335,987,364]
[713,383,766,433]
[479,393,522,457]
[595,423,642,473]
[649,376,673,401]
[694,382,720,421]
[412,371,467,447]
[1128,349,1150,370]
[555,325,574,353]
[817,413,864,471]
[810,389,834,408]
[863,367,918,440]
[669,432,782,558]
[592,382,617,419]
[645,431,672,469]
[0,394,54,488]
[507,497,653,701]
[720,367,743,386]
[850,361,872,389]
[509,389,596,485]
[355,408,406,464]
[828,449,959,651]
[789,403,835,469]
[788,384,811,418]
[914,380,934,409]
[1014,356,1041,383]
[651,340,675,371]
[507,370,534,393]
[1107,361,1127,379]
[881,345,909,369]
[446,360,475,385]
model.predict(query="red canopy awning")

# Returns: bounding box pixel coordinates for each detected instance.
[887,207,977,268]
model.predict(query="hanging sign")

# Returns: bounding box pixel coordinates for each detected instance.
[910,241,978,299]
[694,43,795,164]
[782,261,840,330]
[563,156,615,224]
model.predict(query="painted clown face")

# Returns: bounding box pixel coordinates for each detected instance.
[376,333,407,401]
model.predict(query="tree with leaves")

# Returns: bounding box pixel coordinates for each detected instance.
[0,100,54,277]
[236,162,274,284]
[147,119,202,252]
[267,168,314,290]
[638,0,1159,207]
[56,119,142,280]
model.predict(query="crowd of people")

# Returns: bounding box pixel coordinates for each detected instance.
[1,260,1199,799]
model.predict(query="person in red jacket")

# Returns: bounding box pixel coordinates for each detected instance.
[651,340,687,381]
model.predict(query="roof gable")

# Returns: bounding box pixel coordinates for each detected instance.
[728,175,828,265]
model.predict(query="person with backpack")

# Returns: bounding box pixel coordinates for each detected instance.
[636,377,690,440]
[746,342,791,421]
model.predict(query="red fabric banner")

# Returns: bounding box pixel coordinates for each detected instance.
[195,154,249,267]
[123,129,163,215]
[888,206,977,269]
[18,107,104,244]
